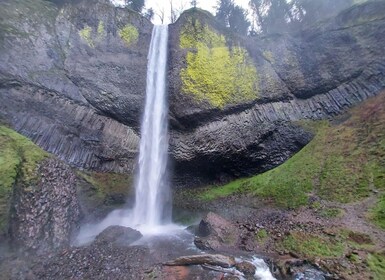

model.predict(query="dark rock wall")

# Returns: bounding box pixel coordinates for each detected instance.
[0,0,151,172]
[10,158,81,252]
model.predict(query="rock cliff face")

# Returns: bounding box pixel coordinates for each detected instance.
[0,0,151,172]
[0,0,385,187]
[10,158,81,252]
[168,2,385,186]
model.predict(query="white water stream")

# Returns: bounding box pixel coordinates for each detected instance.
[132,24,171,227]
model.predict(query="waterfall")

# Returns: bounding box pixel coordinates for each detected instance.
[131,25,171,227]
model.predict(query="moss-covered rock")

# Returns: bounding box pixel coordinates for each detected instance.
[179,18,258,108]
[0,125,48,237]
[118,24,139,46]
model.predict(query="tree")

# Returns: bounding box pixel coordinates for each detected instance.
[249,0,358,34]
[124,0,145,12]
[215,0,250,35]
[169,0,186,23]
[143,8,154,21]
[228,5,250,35]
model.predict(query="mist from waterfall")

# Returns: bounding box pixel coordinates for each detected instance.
[131,24,171,227]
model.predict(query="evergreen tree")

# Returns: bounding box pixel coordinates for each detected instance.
[125,0,144,12]
[216,0,250,35]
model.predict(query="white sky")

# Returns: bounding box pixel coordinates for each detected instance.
[111,0,250,24]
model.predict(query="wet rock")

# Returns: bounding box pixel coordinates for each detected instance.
[0,0,147,173]
[165,254,236,268]
[10,158,81,253]
[194,212,239,251]
[93,226,142,246]
[235,261,256,276]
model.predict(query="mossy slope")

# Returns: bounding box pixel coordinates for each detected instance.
[199,92,385,208]
[0,125,48,235]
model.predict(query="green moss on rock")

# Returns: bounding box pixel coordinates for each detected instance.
[0,125,48,234]
[79,25,94,47]
[180,18,258,108]
[118,24,139,46]
[97,20,106,40]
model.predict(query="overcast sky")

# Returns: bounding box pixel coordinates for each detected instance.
[111,0,250,24]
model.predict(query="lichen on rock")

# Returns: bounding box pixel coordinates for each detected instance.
[118,24,139,46]
[179,18,259,108]
[79,25,94,47]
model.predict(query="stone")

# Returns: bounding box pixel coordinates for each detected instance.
[164,254,236,268]
[93,226,142,246]
[194,212,239,251]
[235,261,256,276]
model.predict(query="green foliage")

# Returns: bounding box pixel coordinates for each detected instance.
[215,0,250,35]
[280,232,345,258]
[368,253,385,280]
[79,25,94,47]
[124,0,144,12]
[370,194,385,230]
[0,125,48,233]
[255,229,268,242]
[180,18,258,108]
[198,93,385,208]
[118,24,139,46]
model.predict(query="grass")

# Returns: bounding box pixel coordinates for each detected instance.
[370,194,385,229]
[255,229,268,243]
[198,93,385,209]
[0,125,48,234]
[367,253,385,280]
[279,231,345,259]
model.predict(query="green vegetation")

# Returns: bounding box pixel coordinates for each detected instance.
[78,171,132,204]
[280,231,345,258]
[368,253,385,280]
[118,24,139,46]
[0,125,48,233]
[199,93,385,208]
[255,229,268,242]
[180,18,258,108]
[370,194,385,229]
[79,25,94,47]
[97,21,105,40]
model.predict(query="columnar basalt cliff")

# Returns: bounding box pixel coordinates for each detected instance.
[0,0,152,173]
[168,3,385,186]
[0,0,385,187]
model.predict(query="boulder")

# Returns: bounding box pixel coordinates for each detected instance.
[164,254,236,268]
[194,212,239,251]
[93,225,142,246]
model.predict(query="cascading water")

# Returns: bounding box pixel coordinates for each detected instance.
[74,24,278,279]
[131,24,171,228]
